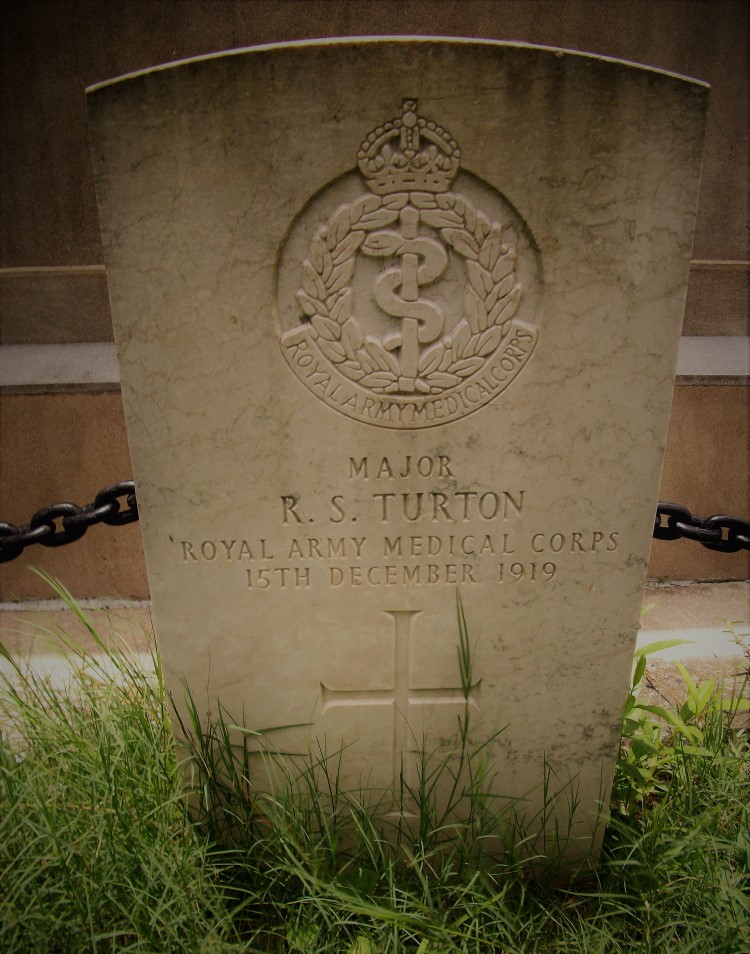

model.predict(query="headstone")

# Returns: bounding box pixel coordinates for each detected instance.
[87,39,707,864]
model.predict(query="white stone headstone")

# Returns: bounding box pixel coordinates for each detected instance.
[88,39,707,863]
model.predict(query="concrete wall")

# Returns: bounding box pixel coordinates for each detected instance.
[1,0,748,601]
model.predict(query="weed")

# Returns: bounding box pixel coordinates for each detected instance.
[1,579,748,952]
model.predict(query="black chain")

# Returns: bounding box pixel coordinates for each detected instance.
[0,482,138,564]
[0,485,748,563]
[653,501,750,554]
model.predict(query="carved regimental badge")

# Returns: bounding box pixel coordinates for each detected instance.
[277,100,541,428]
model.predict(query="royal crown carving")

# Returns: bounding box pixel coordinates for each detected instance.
[357,99,460,195]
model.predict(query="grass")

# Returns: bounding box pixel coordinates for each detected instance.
[0,579,748,953]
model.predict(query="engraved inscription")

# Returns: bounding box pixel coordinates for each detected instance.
[320,609,480,790]
[276,100,541,428]
[371,490,523,522]
[349,455,454,479]
[177,456,621,590]
[497,562,557,583]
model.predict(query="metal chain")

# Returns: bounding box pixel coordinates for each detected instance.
[0,484,748,563]
[653,501,750,553]
[0,482,138,564]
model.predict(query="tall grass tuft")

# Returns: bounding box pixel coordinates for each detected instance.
[1,578,748,952]
[0,573,247,953]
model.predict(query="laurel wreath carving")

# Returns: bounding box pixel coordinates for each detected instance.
[296,190,522,395]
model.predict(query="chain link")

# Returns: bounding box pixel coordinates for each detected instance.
[0,482,138,564]
[0,484,748,563]
[653,502,750,553]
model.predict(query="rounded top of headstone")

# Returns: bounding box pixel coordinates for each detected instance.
[86,37,709,95]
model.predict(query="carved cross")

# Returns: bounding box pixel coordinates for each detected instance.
[320,609,481,791]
